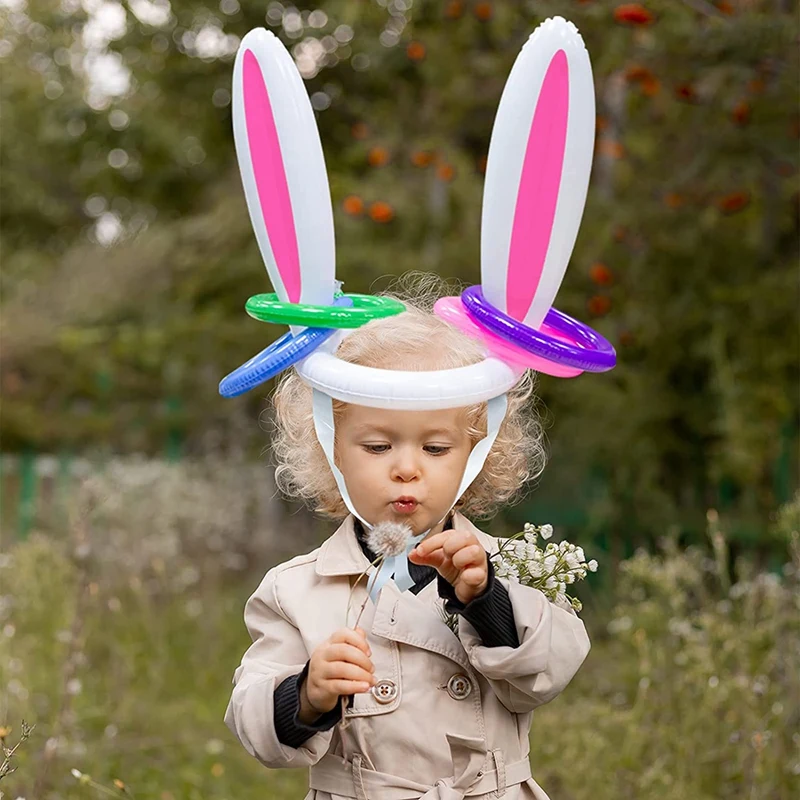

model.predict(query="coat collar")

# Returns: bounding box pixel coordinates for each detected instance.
[315,512,494,578]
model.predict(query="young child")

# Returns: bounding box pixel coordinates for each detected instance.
[224,282,591,800]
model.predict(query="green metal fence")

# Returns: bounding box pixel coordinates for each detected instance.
[1,424,796,553]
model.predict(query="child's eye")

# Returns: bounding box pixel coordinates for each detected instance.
[424,445,451,456]
[363,444,390,454]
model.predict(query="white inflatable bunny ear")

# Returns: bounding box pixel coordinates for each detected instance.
[481,16,594,330]
[232,28,336,309]
[434,16,616,376]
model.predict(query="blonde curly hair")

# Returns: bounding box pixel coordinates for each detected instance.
[270,274,547,520]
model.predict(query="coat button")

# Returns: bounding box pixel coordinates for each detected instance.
[371,679,398,704]
[446,673,472,700]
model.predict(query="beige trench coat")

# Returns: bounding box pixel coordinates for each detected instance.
[225,513,591,800]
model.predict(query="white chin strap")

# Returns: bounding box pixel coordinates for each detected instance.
[311,389,508,603]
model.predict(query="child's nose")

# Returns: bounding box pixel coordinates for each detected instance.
[390,450,421,482]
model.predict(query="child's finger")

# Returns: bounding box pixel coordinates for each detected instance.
[441,531,477,557]
[415,530,474,559]
[354,627,371,656]
[409,545,446,568]
[325,661,377,686]
[332,627,372,656]
[413,531,449,557]
[327,643,374,674]
[451,544,485,570]
[328,679,373,695]
[459,565,488,588]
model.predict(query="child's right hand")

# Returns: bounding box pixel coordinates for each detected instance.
[301,627,376,717]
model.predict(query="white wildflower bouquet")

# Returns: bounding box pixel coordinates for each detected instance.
[441,522,597,633]
[493,523,597,612]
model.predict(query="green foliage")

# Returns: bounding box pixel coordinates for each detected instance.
[0,457,317,798]
[532,503,800,800]
[1,462,796,798]
[771,489,800,544]
[1,1,797,542]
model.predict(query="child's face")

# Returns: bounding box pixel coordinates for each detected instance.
[334,404,474,536]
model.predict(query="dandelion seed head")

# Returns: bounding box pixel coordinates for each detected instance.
[367,521,412,558]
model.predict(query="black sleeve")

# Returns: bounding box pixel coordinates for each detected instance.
[437,552,520,648]
[273,660,351,748]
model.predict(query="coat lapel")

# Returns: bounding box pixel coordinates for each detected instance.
[315,516,372,577]
[370,577,473,672]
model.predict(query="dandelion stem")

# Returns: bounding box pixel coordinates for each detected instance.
[345,554,384,628]
[352,567,380,631]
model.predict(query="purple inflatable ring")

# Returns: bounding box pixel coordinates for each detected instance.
[460,285,616,372]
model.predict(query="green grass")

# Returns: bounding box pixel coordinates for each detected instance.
[1,464,797,799]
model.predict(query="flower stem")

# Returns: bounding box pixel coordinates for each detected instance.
[352,567,380,630]
[491,530,525,561]
[345,554,384,628]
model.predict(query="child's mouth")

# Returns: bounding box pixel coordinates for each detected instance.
[392,498,418,514]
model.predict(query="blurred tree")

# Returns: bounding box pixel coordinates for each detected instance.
[1,0,797,543]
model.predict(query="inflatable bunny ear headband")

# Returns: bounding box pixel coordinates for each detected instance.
[219,19,615,590]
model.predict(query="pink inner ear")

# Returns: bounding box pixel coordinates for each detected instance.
[506,49,569,323]
[243,49,301,303]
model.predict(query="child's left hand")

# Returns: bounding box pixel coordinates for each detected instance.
[408,530,489,604]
